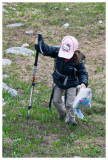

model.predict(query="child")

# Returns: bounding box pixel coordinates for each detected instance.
[35,35,88,126]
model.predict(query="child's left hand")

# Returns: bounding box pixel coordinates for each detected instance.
[81,83,86,88]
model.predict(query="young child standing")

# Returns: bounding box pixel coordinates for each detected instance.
[35,35,88,126]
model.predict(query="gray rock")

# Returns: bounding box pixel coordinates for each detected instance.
[98,20,103,23]
[2,9,9,14]
[2,82,18,97]
[2,114,6,117]
[7,23,23,28]
[5,47,35,56]
[54,7,59,10]
[2,98,7,106]
[22,43,29,48]
[2,59,11,66]
[2,3,8,7]
[65,8,70,11]
[25,30,33,35]
[9,7,17,11]
[62,23,69,28]
[2,74,9,79]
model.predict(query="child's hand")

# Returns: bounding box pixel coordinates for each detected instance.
[35,38,39,51]
[35,38,38,45]
[81,83,86,88]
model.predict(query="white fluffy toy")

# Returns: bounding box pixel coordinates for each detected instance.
[73,85,92,119]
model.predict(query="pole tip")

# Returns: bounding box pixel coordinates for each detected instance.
[27,114,30,120]
[27,114,30,124]
[49,108,51,112]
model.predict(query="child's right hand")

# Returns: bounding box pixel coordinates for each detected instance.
[35,35,44,53]
[35,38,39,51]
[35,38,38,45]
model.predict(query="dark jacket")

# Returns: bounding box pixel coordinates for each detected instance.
[36,43,88,89]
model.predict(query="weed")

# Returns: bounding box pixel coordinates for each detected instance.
[85,143,101,157]
[25,65,32,71]
[10,151,22,158]
[34,24,39,29]
[67,133,77,142]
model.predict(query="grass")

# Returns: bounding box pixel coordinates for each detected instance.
[2,67,106,157]
[2,2,105,158]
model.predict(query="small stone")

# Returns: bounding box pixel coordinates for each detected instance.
[22,43,29,48]
[5,47,35,56]
[2,83,18,97]
[65,8,70,11]
[2,75,9,79]
[54,7,59,10]
[9,7,17,11]
[98,20,103,23]
[25,30,33,35]
[2,3,8,7]
[2,59,11,66]
[2,9,9,14]
[7,23,23,28]
[2,114,6,117]
[18,113,22,116]
[2,98,7,106]
[62,23,69,28]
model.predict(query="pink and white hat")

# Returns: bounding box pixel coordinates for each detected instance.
[58,36,78,59]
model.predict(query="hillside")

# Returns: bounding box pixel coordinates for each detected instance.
[2,2,106,158]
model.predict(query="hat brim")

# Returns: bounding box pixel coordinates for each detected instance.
[58,49,74,59]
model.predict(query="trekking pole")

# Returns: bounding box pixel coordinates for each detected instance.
[27,33,44,123]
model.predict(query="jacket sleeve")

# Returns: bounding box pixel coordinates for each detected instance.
[41,42,59,58]
[75,61,88,87]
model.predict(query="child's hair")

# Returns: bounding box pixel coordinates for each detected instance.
[73,50,86,65]
[54,50,85,68]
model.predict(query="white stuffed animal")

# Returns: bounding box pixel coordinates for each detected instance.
[73,85,92,119]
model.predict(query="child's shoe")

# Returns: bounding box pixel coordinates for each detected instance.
[68,120,77,126]
[59,113,66,120]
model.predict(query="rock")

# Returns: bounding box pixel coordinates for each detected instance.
[62,23,69,28]
[2,98,7,106]
[54,7,59,10]
[2,74,9,79]
[18,113,22,116]
[5,47,35,56]
[22,43,29,48]
[25,30,33,35]
[98,20,103,23]
[2,114,6,117]
[9,7,17,11]
[2,9,9,14]
[65,8,70,11]
[2,82,18,97]
[7,23,23,28]
[2,59,11,66]
[2,3,8,7]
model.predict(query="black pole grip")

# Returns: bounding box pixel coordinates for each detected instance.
[34,33,42,66]
[38,32,42,42]
[38,33,44,55]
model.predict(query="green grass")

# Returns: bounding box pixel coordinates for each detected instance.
[2,66,106,157]
[2,2,105,158]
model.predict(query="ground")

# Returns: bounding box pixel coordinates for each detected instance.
[2,2,106,158]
